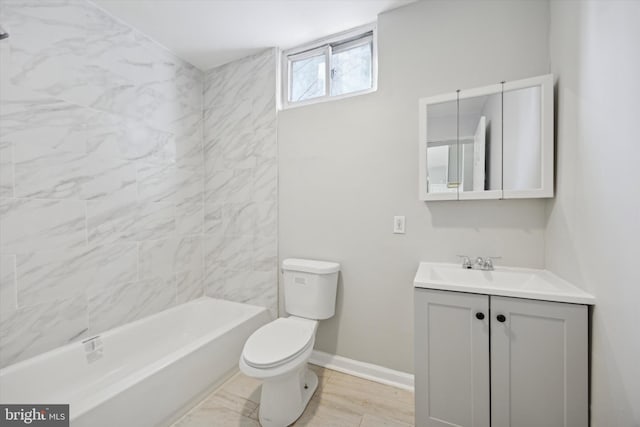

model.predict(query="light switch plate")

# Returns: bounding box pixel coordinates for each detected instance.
[393,216,405,234]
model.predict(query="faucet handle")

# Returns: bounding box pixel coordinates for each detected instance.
[457,255,472,269]
[483,256,501,269]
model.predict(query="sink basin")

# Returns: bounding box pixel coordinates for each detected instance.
[414,262,595,304]
[428,266,535,287]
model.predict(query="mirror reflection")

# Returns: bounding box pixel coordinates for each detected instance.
[503,86,541,191]
[426,100,459,194]
[426,93,502,195]
[457,93,502,194]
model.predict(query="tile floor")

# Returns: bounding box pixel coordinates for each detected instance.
[172,364,414,426]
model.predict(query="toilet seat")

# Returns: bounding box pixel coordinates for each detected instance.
[242,317,317,369]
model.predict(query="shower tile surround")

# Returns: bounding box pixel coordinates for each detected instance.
[0,0,278,368]
[202,50,278,317]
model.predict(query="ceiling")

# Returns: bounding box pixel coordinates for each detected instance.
[93,0,415,71]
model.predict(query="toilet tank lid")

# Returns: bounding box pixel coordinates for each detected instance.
[282,258,340,274]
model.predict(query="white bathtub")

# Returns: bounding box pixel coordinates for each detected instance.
[0,297,271,427]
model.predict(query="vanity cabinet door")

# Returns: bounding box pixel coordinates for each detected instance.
[415,289,490,427]
[490,297,588,427]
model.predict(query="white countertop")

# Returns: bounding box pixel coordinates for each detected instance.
[414,262,595,305]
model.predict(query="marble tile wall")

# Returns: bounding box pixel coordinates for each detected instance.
[0,0,204,367]
[203,49,278,317]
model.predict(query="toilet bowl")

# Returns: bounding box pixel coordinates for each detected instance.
[240,317,318,427]
[239,258,340,427]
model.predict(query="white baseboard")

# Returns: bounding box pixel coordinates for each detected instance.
[309,350,414,392]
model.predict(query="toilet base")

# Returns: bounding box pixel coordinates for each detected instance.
[257,365,318,427]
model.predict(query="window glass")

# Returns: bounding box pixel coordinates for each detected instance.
[330,41,372,96]
[284,26,376,107]
[290,54,326,102]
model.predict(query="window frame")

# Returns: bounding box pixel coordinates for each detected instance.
[282,23,378,109]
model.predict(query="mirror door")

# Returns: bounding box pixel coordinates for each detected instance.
[457,87,503,200]
[420,95,459,200]
[502,74,554,198]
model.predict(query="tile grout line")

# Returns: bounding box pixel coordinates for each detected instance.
[84,201,89,245]
[11,141,16,198]
[12,253,18,311]
[200,73,208,301]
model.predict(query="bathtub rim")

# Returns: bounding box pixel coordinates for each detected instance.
[0,296,268,375]
[0,297,271,420]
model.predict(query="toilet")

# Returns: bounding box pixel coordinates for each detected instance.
[239,258,340,427]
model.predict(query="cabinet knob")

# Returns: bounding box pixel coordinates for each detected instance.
[475,312,485,320]
[496,314,506,323]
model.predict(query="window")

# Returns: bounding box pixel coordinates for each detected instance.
[283,24,377,108]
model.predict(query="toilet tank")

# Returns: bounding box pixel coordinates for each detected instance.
[282,258,340,320]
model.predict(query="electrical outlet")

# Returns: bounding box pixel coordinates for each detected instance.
[393,216,405,234]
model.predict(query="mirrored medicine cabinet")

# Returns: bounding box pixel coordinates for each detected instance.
[418,74,553,201]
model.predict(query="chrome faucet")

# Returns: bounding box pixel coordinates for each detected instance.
[474,257,486,269]
[457,255,473,269]
[458,255,500,270]
[476,256,501,271]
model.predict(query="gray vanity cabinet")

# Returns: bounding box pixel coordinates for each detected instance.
[414,289,490,427]
[490,296,588,427]
[414,289,588,427]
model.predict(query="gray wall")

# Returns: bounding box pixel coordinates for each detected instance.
[279,0,550,373]
[203,49,279,318]
[547,1,640,425]
[0,0,203,367]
